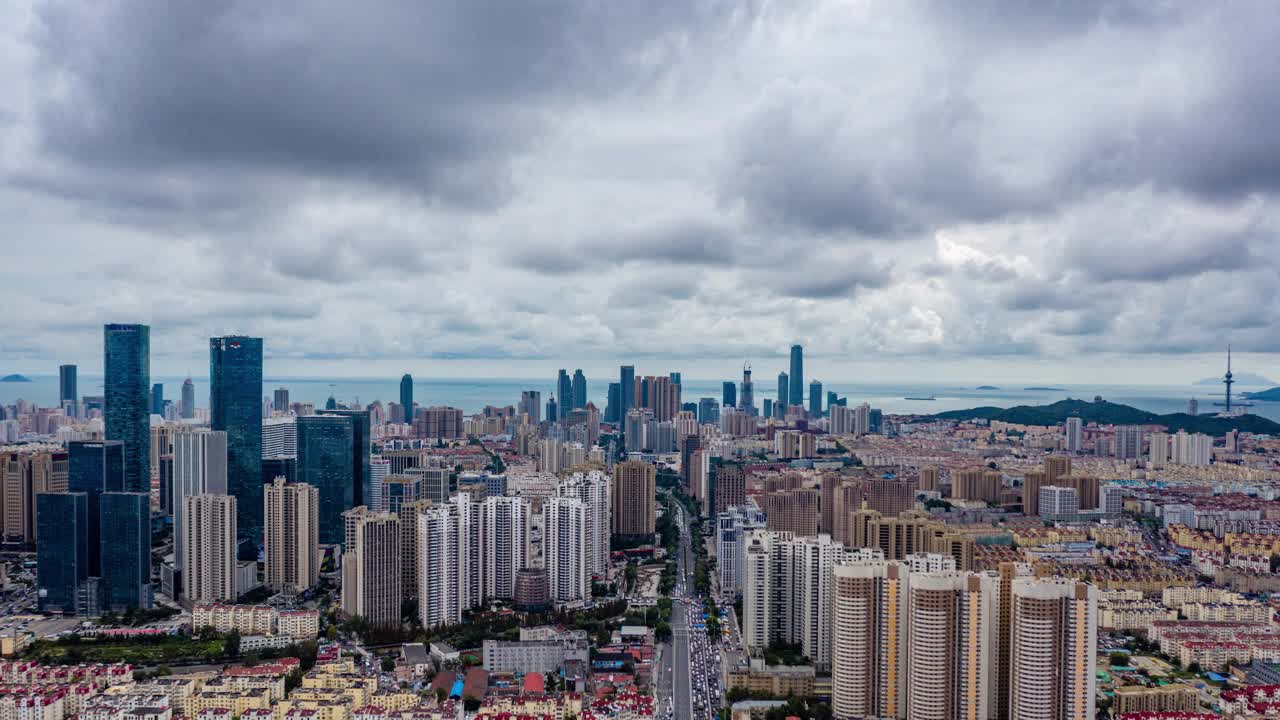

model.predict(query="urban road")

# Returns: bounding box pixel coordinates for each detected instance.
[658,494,719,720]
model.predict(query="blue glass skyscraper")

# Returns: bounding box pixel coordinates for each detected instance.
[400,374,413,423]
[809,380,823,417]
[789,344,804,412]
[722,381,736,408]
[777,372,789,415]
[151,383,164,416]
[59,364,77,408]
[557,370,572,416]
[99,492,152,611]
[605,383,621,423]
[104,323,150,493]
[620,365,635,417]
[68,440,125,577]
[572,369,586,410]
[36,492,89,614]
[297,414,355,545]
[210,336,263,554]
[316,409,370,508]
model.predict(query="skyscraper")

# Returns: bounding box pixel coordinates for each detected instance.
[557,471,611,577]
[546,396,559,424]
[264,477,319,594]
[172,428,228,572]
[210,335,264,553]
[545,497,588,603]
[572,369,587,410]
[832,560,908,720]
[183,494,237,604]
[316,409,372,508]
[697,397,719,425]
[605,382,621,423]
[611,461,655,539]
[777,372,789,415]
[809,380,823,417]
[341,507,402,630]
[557,369,572,415]
[296,415,355,546]
[67,440,125,578]
[789,344,804,410]
[59,364,77,413]
[907,571,996,720]
[151,383,164,417]
[273,387,290,414]
[99,491,152,611]
[1010,577,1098,720]
[104,323,150,492]
[480,496,529,601]
[722,381,736,409]
[739,364,754,415]
[519,390,542,423]
[620,365,635,418]
[36,492,89,614]
[181,377,195,419]
[416,496,477,627]
[399,374,413,423]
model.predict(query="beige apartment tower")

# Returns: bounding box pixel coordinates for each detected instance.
[832,560,909,720]
[341,507,402,630]
[264,477,320,594]
[906,572,996,720]
[183,494,238,604]
[611,461,656,537]
[1009,577,1098,720]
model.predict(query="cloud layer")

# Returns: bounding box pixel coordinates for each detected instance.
[2,0,1279,381]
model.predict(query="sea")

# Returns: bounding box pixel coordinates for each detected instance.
[2,375,1276,422]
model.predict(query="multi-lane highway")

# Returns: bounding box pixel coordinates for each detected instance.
[659,495,721,720]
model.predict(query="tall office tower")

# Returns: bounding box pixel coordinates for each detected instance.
[623,410,647,453]
[742,531,847,672]
[316,408,371,508]
[546,396,559,424]
[1064,417,1083,452]
[367,457,389,512]
[210,335,264,553]
[262,416,297,457]
[264,477,319,594]
[827,390,840,410]
[36,492,89,614]
[399,374,413,423]
[789,344,804,410]
[620,365,636,418]
[572,369,587,410]
[722,381,736,409]
[180,377,196,419]
[1010,577,1098,720]
[918,466,939,492]
[172,429,228,572]
[296,414,355,546]
[739,365,755,415]
[611,461,655,539]
[100,491,152,611]
[777,372,789,415]
[832,560,909,720]
[907,572,996,720]
[605,383,621,423]
[1188,398,1199,416]
[104,323,150,492]
[545,496,589,603]
[763,398,773,419]
[272,387,290,414]
[557,370,572,416]
[1,445,68,546]
[59,364,78,413]
[150,383,164,417]
[407,465,450,505]
[809,380,823,417]
[183,494,237,604]
[519,390,542,423]
[341,507,402,631]
[697,397,718,425]
[67,440,125,580]
[714,462,746,514]
[383,474,423,514]
[1114,425,1143,460]
[557,471,611,577]
[480,496,530,600]
[1149,432,1170,468]
[1044,455,1071,485]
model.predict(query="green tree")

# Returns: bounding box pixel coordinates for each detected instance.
[1109,653,1129,667]
[381,656,396,672]
[223,630,241,657]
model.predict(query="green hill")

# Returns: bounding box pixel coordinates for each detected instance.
[930,398,1280,435]
[1244,387,1280,402]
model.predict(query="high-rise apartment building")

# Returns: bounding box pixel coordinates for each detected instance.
[399,374,413,424]
[714,462,746,514]
[556,471,611,577]
[906,571,997,720]
[264,477,319,594]
[545,497,588,603]
[183,494,237,604]
[519,390,542,424]
[611,461,655,539]
[173,428,228,572]
[1009,577,1098,720]
[789,345,804,411]
[262,416,297,458]
[1114,425,1144,460]
[342,507,402,630]
[210,336,264,552]
[296,415,355,546]
[716,505,767,596]
[1064,417,1084,452]
[480,496,530,601]
[1039,486,1079,520]
[1149,432,1170,468]
[104,323,150,492]
[1044,455,1071,485]
[918,466,939,492]
[832,560,909,720]
[1,444,68,546]
[418,502,463,627]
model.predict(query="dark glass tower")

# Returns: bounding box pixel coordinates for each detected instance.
[572,369,586,410]
[36,492,89,614]
[809,380,823,417]
[59,364,77,407]
[620,365,635,418]
[400,374,414,423]
[722,381,736,408]
[181,377,196,419]
[777,372,789,413]
[151,383,164,416]
[547,397,559,423]
[557,370,572,416]
[605,383,621,423]
[296,415,355,546]
[210,336,264,554]
[789,344,804,412]
[104,323,150,493]
[316,409,370,508]
[68,440,125,576]
[99,492,152,610]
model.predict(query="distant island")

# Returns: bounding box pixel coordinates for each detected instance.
[1195,372,1274,386]
[929,398,1280,435]
[0,374,32,382]
[1244,387,1280,402]
[1024,386,1067,391]
[976,385,1000,390]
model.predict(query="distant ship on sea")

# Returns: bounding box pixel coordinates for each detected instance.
[904,395,936,401]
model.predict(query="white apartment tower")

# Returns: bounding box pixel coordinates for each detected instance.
[480,496,530,600]
[1064,417,1083,453]
[183,494,237,605]
[906,572,996,720]
[556,471,611,577]
[417,493,481,628]
[173,428,227,572]
[544,497,589,603]
[264,477,319,594]
[832,560,910,720]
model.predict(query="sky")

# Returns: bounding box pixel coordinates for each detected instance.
[1,1,1278,385]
